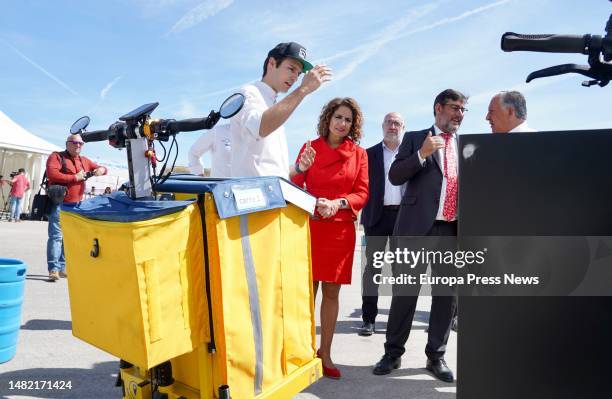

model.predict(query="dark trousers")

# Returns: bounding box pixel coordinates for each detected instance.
[362,208,399,324]
[384,220,457,360]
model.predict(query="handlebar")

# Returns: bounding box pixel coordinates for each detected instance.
[166,118,212,133]
[164,110,220,134]
[501,26,612,87]
[81,129,111,143]
[501,33,589,54]
[79,111,219,146]
[151,110,220,138]
[67,92,244,200]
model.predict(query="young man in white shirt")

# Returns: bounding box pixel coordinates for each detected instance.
[230,42,330,178]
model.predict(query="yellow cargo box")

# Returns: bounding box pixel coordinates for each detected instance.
[62,202,209,369]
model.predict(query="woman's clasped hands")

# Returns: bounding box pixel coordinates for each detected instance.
[316,197,340,218]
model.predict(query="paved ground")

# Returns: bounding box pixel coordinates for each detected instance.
[0,220,456,399]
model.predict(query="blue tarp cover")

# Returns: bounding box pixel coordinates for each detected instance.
[61,192,195,222]
[61,176,308,222]
[155,176,288,219]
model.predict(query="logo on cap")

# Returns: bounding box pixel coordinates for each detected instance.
[268,42,313,72]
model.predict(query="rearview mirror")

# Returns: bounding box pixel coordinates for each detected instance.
[219,93,245,119]
[70,116,90,134]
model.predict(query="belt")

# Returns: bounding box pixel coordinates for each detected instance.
[383,205,400,211]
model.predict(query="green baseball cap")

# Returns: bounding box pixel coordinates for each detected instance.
[268,42,313,73]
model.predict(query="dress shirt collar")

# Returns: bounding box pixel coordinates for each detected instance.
[254,80,278,104]
[382,140,400,153]
[509,121,534,133]
[434,124,458,138]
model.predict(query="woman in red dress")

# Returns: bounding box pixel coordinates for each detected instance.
[292,97,369,379]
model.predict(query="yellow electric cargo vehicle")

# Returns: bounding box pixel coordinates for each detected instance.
[61,96,322,399]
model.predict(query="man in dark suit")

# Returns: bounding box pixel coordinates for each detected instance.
[372,89,467,383]
[359,112,405,336]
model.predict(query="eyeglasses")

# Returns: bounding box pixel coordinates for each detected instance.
[443,103,468,113]
[67,141,84,146]
[385,120,403,127]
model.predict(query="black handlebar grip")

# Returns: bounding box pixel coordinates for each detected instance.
[501,33,588,54]
[81,129,110,142]
[167,118,211,133]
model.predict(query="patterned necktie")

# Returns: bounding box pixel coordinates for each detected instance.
[440,132,457,221]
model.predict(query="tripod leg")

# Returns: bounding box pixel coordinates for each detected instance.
[0,193,10,221]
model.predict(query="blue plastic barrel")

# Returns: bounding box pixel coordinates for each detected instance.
[0,258,27,363]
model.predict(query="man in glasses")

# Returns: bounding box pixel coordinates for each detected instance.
[45,133,107,281]
[359,112,405,336]
[373,89,467,383]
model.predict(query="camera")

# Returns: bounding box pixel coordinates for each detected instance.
[9,171,18,178]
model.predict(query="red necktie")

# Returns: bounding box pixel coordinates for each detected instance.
[440,133,457,221]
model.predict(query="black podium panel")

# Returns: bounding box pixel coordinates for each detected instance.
[458,130,612,399]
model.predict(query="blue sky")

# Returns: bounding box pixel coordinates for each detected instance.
[1,0,611,168]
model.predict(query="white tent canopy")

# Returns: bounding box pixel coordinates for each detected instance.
[0,111,62,154]
[0,110,62,217]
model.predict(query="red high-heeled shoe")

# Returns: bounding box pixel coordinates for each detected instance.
[316,349,341,379]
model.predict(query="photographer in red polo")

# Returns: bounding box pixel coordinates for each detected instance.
[45,133,106,281]
[1,168,30,222]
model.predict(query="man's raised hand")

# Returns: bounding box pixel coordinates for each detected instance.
[300,64,332,95]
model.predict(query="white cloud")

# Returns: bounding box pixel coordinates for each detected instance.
[100,76,123,100]
[156,83,244,115]
[2,40,80,97]
[225,4,382,48]
[165,0,234,36]
[331,3,439,82]
[323,0,512,83]
[392,0,512,42]
[149,0,192,6]
[174,99,199,118]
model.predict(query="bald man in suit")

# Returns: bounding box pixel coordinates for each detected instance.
[359,112,404,336]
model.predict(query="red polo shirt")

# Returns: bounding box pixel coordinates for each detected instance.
[10,173,30,198]
[46,151,106,203]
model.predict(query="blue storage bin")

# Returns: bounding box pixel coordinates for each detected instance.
[0,258,27,363]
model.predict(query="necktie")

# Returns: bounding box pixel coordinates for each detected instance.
[440,132,457,221]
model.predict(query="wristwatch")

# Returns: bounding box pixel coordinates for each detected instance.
[339,198,348,208]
